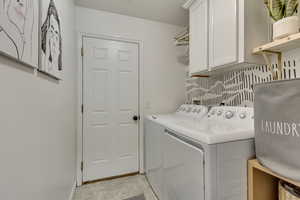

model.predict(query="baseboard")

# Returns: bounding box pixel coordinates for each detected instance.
[83,172,139,185]
[68,181,77,200]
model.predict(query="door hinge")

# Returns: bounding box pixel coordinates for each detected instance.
[81,47,84,57]
[81,104,84,114]
[81,161,83,172]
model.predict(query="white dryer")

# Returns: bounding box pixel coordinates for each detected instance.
[144,104,208,199]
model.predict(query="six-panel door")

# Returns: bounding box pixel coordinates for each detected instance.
[82,37,139,182]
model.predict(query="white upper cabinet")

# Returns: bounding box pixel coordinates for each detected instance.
[184,0,270,75]
[188,0,209,75]
[210,0,238,67]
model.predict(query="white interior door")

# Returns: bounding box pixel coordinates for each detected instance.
[82,36,139,182]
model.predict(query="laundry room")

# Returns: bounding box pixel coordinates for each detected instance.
[0,0,300,200]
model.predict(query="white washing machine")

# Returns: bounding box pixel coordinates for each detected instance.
[163,106,255,200]
[145,106,255,200]
[145,104,208,200]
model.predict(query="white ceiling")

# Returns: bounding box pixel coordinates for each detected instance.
[75,0,188,26]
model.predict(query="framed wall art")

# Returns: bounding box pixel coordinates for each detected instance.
[0,0,39,68]
[40,0,62,79]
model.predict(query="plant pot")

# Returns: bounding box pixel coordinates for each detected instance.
[273,16,300,40]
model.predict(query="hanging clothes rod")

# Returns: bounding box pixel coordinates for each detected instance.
[174,27,189,46]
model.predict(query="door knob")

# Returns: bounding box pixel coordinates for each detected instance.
[133,115,140,121]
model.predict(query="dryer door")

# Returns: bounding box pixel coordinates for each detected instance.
[145,118,164,199]
[163,129,205,200]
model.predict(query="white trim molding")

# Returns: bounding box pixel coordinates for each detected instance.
[68,181,76,200]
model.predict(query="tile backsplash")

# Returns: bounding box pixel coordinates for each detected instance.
[186,49,300,107]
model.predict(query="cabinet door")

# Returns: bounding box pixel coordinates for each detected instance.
[189,0,209,74]
[211,0,238,68]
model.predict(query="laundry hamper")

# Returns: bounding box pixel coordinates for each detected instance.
[254,79,300,181]
[279,181,300,200]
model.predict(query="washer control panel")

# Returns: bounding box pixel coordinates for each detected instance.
[208,106,254,121]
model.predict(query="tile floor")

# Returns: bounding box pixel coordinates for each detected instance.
[73,175,158,200]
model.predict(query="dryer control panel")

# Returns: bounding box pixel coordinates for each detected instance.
[176,104,208,119]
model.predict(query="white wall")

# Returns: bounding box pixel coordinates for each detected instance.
[0,0,77,200]
[76,7,186,115]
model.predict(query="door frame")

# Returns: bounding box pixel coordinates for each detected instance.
[76,32,144,186]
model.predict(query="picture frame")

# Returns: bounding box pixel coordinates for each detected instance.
[39,0,63,80]
[0,0,39,68]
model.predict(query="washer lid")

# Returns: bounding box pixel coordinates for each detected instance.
[164,106,255,144]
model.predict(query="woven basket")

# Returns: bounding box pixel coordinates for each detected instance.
[279,181,300,200]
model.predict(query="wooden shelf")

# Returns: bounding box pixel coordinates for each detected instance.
[252,33,300,80]
[248,159,300,200]
[253,32,300,54]
[191,74,210,78]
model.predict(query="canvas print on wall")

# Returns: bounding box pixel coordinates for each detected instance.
[0,0,39,68]
[40,0,62,79]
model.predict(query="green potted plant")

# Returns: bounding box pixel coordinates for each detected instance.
[264,0,299,40]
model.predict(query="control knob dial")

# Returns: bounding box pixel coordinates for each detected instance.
[225,111,234,119]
